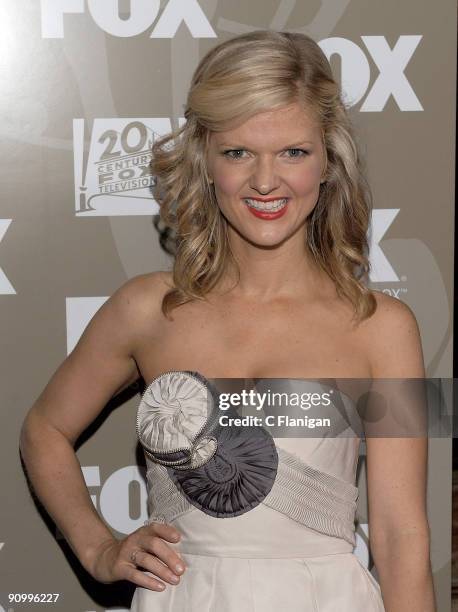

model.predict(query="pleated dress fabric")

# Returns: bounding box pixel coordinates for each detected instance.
[130,375,385,611]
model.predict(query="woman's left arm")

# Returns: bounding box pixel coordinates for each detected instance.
[364,292,436,612]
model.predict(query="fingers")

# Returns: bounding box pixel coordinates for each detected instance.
[131,551,183,586]
[151,522,182,544]
[144,536,186,577]
[118,523,186,591]
[123,523,186,591]
[125,566,167,592]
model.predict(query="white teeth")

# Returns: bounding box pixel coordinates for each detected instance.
[244,198,288,211]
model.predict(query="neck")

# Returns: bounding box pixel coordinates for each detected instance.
[216,227,328,302]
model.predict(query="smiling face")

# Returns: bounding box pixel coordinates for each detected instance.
[206,101,327,250]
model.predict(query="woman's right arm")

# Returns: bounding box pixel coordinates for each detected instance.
[19,272,185,592]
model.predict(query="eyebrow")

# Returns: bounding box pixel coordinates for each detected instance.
[217,140,315,150]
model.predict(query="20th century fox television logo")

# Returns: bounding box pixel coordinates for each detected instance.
[73,118,182,216]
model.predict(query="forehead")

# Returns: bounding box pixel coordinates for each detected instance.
[210,103,321,148]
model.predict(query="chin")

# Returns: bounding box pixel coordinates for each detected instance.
[244,232,293,248]
[226,214,302,248]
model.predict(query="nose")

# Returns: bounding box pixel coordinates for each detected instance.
[249,156,280,195]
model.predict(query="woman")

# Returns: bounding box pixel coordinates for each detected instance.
[20,30,436,611]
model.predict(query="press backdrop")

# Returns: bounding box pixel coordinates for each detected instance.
[0,1,456,611]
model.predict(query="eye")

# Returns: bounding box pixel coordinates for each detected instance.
[222,149,247,160]
[222,148,310,160]
[285,148,309,158]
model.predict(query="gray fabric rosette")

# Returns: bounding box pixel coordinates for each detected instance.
[136,370,279,518]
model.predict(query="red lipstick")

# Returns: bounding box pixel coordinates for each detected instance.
[243,198,289,220]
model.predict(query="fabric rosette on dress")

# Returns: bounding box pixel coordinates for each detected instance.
[136,370,279,518]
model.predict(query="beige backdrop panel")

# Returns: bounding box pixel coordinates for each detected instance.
[0,1,455,610]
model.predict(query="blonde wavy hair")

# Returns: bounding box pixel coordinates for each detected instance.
[151,29,376,324]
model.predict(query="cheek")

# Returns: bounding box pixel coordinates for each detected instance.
[213,171,241,198]
[291,164,323,195]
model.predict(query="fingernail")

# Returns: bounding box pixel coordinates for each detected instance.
[170,575,179,583]
[176,563,184,573]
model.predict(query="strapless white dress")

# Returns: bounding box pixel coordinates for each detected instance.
[130,372,385,611]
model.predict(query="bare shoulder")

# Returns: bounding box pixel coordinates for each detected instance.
[115,270,173,297]
[365,289,418,328]
[96,270,174,353]
[111,270,172,317]
[360,289,425,378]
